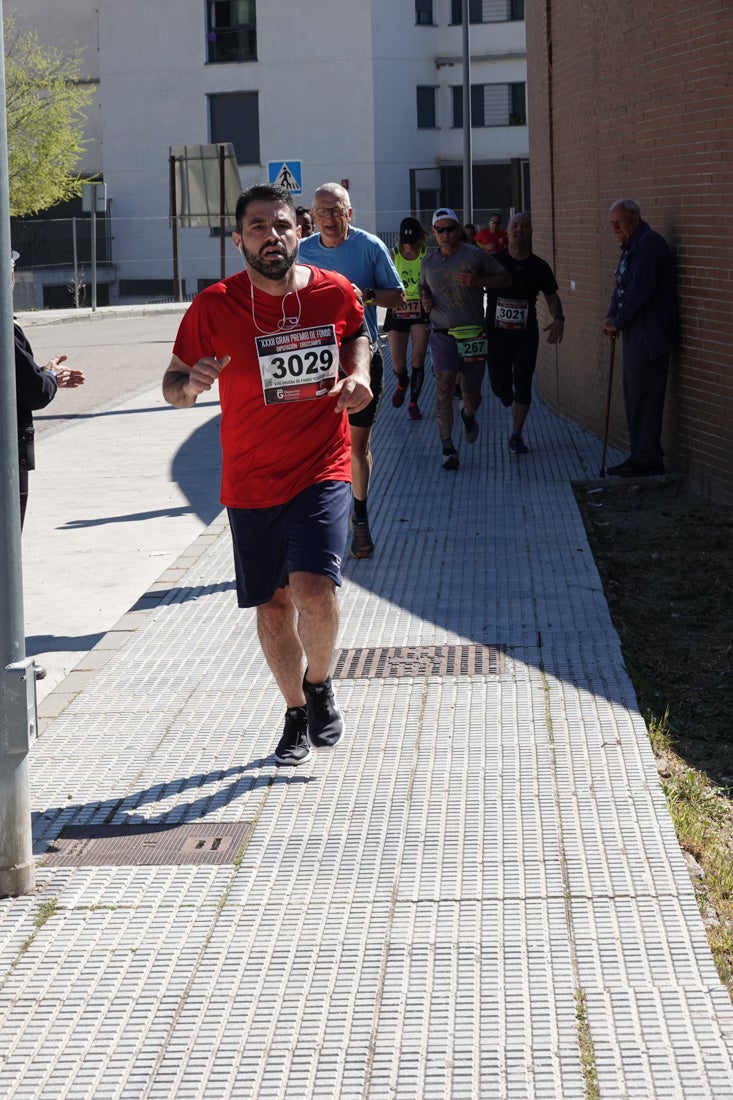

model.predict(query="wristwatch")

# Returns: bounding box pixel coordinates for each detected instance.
[363,288,376,305]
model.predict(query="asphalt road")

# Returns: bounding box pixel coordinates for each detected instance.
[17,306,189,434]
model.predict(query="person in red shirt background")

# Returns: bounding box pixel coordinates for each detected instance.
[476,213,509,253]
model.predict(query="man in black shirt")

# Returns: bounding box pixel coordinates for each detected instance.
[485,212,565,454]
[12,251,85,527]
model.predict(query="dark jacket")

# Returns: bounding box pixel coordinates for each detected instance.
[607,221,677,359]
[15,323,57,436]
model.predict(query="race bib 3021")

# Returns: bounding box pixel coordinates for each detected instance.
[495,298,528,330]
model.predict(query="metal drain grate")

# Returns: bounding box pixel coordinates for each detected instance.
[333,644,505,679]
[42,822,254,867]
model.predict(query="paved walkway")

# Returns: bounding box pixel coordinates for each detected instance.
[1,338,732,1098]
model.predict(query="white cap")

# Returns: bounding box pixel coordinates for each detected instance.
[10,250,19,267]
[432,208,459,226]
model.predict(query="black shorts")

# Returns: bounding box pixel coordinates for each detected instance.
[383,309,430,334]
[487,328,540,407]
[227,480,351,607]
[348,344,384,429]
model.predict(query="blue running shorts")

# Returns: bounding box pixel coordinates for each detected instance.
[227,479,351,608]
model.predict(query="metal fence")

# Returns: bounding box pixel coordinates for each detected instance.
[10,210,505,312]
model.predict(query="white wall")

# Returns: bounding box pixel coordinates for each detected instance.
[10,0,102,175]
[9,0,527,297]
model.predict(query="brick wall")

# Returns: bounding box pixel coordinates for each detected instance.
[526,1,733,503]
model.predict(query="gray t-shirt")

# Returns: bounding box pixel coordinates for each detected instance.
[419,243,505,329]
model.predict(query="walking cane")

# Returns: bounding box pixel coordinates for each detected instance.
[599,333,617,478]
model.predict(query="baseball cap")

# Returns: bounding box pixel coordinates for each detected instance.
[399,217,422,244]
[10,250,19,267]
[432,208,459,226]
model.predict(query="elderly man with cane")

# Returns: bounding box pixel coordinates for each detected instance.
[601,199,676,477]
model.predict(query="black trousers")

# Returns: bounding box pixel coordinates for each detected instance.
[622,346,669,466]
[19,467,28,530]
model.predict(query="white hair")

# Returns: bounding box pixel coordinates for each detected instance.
[313,181,351,208]
[609,198,641,217]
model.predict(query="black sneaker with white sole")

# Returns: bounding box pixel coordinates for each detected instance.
[441,444,460,470]
[274,706,311,766]
[303,674,344,749]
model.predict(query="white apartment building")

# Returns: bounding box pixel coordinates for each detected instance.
[10,0,527,307]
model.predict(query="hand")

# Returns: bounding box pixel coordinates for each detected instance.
[44,354,85,387]
[331,374,373,414]
[602,319,618,336]
[55,367,86,388]
[186,355,230,396]
[454,270,478,287]
[544,319,564,345]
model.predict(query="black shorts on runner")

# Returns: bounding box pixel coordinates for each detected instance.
[348,344,384,429]
[383,309,430,334]
[487,329,540,407]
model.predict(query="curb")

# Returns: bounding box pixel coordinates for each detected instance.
[16,302,189,329]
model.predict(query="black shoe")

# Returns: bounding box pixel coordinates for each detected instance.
[617,459,665,478]
[441,445,460,470]
[607,457,634,476]
[460,408,479,444]
[303,675,343,749]
[274,706,311,766]
[509,431,528,455]
[350,515,375,559]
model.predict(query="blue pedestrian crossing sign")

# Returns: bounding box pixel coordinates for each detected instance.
[267,160,302,195]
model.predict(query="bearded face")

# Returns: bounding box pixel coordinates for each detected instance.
[235,201,300,281]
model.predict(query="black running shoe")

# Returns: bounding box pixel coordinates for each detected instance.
[303,675,344,749]
[442,444,460,470]
[274,706,311,766]
[350,516,374,558]
[461,408,479,444]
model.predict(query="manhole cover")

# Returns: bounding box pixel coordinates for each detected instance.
[333,644,505,679]
[42,821,254,867]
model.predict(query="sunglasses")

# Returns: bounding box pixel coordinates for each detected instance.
[435,226,458,235]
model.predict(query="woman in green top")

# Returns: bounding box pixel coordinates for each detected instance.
[383,217,430,421]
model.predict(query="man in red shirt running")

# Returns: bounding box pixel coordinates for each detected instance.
[163,184,371,766]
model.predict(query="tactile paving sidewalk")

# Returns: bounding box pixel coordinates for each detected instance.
[1,355,732,1098]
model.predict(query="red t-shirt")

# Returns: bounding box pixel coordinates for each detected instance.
[173,266,364,509]
[475,228,508,253]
